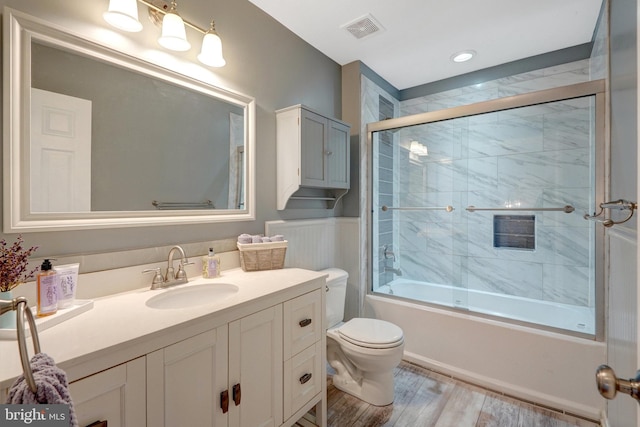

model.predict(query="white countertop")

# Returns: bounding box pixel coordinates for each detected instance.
[0,267,327,390]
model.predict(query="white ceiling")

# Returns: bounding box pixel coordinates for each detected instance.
[248,0,603,90]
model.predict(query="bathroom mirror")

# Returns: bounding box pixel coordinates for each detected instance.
[3,9,255,232]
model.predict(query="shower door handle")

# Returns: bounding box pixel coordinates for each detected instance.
[596,365,640,403]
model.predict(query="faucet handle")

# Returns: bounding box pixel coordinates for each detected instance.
[143,268,164,289]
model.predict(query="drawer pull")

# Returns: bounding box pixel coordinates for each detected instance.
[299,318,312,327]
[221,389,229,413]
[233,383,242,406]
[299,373,313,384]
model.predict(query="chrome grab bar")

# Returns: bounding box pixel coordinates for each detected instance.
[466,205,575,213]
[381,205,454,212]
[584,199,637,228]
[0,296,41,393]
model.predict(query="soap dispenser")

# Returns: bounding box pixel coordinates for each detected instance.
[37,259,58,317]
[202,248,221,278]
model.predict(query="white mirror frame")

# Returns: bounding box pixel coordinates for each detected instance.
[3,8,256,232]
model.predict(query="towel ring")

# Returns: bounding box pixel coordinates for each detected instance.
[0,297,41,393]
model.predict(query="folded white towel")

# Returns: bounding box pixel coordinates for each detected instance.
[261,237,272,243]
[271,235,285,242]
[252,235,262,243]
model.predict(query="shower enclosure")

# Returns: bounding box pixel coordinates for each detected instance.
[368,80,605,337]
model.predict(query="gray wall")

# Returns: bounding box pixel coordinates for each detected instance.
[1,0,343,259]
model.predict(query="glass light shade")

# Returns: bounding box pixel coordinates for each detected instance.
[198,32,226,67]
[158,12,191,51]
[410,140,428,156]
[103,0,143,32]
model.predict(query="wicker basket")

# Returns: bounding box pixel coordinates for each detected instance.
[237,241,287,272]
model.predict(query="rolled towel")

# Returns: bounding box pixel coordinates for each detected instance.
[261,237,272,243]
[252,235,262,243]
[271,235,285,242]
[237,234,252,244]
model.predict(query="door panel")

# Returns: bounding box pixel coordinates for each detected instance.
[30,88,92,212]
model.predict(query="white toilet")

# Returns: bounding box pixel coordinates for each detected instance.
[322,268,404,406]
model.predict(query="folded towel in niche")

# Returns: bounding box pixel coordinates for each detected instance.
[7,352,78,427]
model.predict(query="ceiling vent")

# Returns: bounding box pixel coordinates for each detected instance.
[341,14,384,40]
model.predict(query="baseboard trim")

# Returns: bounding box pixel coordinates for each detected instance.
[403,351,601,423]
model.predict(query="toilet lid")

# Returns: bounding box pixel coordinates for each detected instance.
[338,318,404,349]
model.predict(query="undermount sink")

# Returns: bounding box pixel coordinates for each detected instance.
[146,283,239,309]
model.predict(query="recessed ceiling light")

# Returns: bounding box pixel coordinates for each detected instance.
[451,50,476,63]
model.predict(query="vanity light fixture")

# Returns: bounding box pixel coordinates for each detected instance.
[409,140,428,156]
[103,0,226,67]
[451,50,476,63]
[197,21,226,67]
[157,1,190,51]
[103,0,143,32]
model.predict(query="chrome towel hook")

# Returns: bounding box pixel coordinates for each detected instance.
[584,199,637,227]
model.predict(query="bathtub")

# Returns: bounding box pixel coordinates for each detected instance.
[375,279,595,335]
[364,283,606,420]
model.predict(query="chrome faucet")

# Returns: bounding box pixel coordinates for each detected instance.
[144,245,193,289]
[384,266,403,276]
[165,245,191,285]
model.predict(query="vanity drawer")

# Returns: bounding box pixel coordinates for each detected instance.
[283,289,322,359]
[283,341,323,420]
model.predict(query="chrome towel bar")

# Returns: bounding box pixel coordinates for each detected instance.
[466,205,575,213]
[0,296,41,393]
[152,200,214,210]
[381,205,454,212]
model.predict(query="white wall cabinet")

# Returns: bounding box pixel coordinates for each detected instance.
[70,357,146,427]
[276,105,350,210]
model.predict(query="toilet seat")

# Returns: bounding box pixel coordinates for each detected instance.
[337,318,404,349]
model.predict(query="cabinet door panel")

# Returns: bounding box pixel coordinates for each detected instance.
[300,109,327,187]
[229,306,283,427]
[147,328,228,427]
[71,357,145,427]
[327,120,350,189]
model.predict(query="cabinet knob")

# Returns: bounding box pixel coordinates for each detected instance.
[299,373,313,384]
[221,390,229,413]
[299,318,312,327]
[233,383,242,406]
[324,150,333,156]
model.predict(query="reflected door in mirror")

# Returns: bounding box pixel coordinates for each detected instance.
[30,88,92,213]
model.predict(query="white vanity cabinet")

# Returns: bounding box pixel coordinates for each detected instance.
[283,290,324,422]
[147,306,283,427]
[70,357,146,427]
[276,105,350,210]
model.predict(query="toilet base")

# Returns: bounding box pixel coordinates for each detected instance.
[331,370,395,406]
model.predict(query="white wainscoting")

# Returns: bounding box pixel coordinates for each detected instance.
[266,218,361,319]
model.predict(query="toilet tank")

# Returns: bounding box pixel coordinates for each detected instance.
[320,268,348,328]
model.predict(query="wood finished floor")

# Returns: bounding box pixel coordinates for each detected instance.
[324,361,599,427]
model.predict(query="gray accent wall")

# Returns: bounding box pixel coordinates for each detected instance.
[0,0,343,260]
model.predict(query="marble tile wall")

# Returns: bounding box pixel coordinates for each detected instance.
[394,63,599,308]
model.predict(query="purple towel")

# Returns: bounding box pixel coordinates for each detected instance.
[7,353,78,427]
